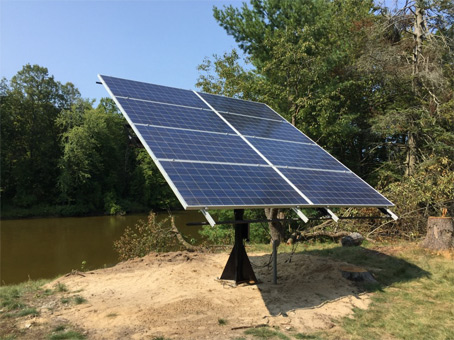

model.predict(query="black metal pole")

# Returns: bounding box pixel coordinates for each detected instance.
[220,209,257,284]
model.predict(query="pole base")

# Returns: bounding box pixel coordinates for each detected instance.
[220,242,257,284]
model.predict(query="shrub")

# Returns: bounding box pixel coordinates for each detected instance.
[114,212,181,260]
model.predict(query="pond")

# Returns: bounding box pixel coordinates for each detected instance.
[0,210,204,285]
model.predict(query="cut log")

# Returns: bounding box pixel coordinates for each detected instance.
[422,217,454,250]
[339,265,377,283]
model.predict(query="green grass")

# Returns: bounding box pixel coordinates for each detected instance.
[312,243,454,340]
[73,296,87,305]
[48,330,85,339]
[0,279,50,318]
[244,326,290,339]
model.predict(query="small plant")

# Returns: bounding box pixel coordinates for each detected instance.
[60,297,70,304]
[54,325,66,332]
[218,318,227,325]
[54,282,68,292]
[80,261,87,272]
[73,295,87,305]
[106,313,118,318]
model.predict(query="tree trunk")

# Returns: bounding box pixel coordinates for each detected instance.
[405,132,417,176]
[422,217,454,250]
[264,208,285,245]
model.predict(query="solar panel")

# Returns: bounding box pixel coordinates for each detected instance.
[280,168,392,206]
[247,138,347,171]
[136,125,266,165]
[162,161,308,207]
[99,74,394,210]
[117,98,232,133]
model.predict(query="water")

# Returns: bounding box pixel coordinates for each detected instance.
[0,211,203,285]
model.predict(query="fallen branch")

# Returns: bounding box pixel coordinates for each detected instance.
[170,216,198,252]
[287,230,351,244]
[231,324,268,330]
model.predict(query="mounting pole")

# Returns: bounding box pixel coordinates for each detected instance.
[220,209,257,284]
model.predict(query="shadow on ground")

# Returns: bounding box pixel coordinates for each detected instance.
[247,245,430,316]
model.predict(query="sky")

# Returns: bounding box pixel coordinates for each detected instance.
[0,0,241,102]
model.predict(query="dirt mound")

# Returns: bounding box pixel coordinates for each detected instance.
[41,250,370,339]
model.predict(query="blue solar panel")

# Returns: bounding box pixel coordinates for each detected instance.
[136,125,266,165]
[101,75,206,108]
[198,92,280,120]
[117,97,233,134]
[280,168,393,206]
[161,161,309,207]
[100,74,394,209]
[221,113,315,144]
[247,138,347,171]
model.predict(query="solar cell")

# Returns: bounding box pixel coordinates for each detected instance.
[136,125,266,165]
[198,92,280,120]
[247,138,347,171]
[161,161,309,208]
[101,75,206,108]
[221,113,314,144]
[117,97,232,133]
[280,168,393,206]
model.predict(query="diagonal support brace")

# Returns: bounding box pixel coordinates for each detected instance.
[379,208,398,221]
[292,207,309,223]
[325,208,339,222]
[200,209,216,227]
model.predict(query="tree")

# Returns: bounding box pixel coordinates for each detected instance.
[0,64,80,207]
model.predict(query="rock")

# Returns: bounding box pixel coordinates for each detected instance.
[341,232,364,247]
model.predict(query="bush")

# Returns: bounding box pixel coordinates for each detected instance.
[114,212,181,260]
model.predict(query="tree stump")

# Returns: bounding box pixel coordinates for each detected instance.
[422,217,454,250]
[339,265,377,283]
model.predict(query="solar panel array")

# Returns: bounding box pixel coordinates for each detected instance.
[99,75,393,210]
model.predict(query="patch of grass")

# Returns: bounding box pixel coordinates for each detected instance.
[294,333,322,339]
[54,283,68,293]
[151,337,171,340]
[316,244,454,340]
[73,296,87,305]
[218,318,227,325]
[60,298,70,304]
[17,308,39,317]
[53,325,66,332]
[244,326,290,339]
[48,330,85,339]
[106,313,118,318]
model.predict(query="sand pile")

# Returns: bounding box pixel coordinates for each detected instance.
[44,250,370,339]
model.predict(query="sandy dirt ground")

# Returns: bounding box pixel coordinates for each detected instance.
[38,250,371,339]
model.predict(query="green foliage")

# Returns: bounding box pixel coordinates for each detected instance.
[114,212,181,260]
[1,64,179,218]
[198,209,270,245]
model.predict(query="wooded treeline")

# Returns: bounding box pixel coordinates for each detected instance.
[197,0,454,238]
[0,65,177,218]
[1,0,453,238]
